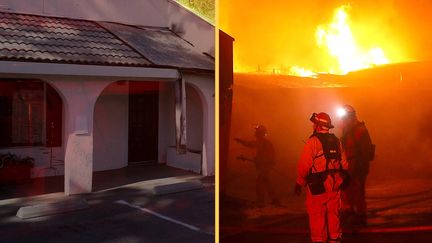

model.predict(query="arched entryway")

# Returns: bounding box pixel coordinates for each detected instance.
[93,81,160,171]
[0,79,64,196]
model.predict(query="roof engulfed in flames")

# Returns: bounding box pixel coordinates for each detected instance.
[220,0,430,77]
[314,5,389,75]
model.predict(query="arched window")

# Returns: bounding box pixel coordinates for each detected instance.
[0,79,62,147]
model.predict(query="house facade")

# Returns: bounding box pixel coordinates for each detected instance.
[0,0,215,195]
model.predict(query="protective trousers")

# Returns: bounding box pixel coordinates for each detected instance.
[341,173,367,215]
[255,169,275,205]
[306,189,341,243]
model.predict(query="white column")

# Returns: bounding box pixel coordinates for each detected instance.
[202,83,215,176]
[51,80,111,195]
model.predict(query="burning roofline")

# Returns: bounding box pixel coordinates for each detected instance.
[234,61,432,88]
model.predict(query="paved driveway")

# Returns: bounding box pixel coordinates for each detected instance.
[0,165,215,243]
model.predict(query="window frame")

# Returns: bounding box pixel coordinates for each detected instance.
[0,79,62,148]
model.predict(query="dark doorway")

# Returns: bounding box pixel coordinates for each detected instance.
[128,82,159,165]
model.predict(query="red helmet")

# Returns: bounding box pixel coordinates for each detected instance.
[310,112,334,129]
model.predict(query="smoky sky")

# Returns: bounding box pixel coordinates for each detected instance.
[219,0,432,72]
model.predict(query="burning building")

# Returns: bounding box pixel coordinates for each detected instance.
[219,0,432,236]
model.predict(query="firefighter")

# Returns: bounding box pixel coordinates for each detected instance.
[234,125,280,207]
[339,105,375,226]
[294,112,348,243]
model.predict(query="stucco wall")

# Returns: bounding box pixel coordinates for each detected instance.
[0,0,169,27]
[186,83,203,152]
[0,77,124,178]
[165,82,204,173]
[159,73,215,175]
[93,85,129,172]
[20,70,212,179]
[158,73,214,175]
[183,73,215,175]
[158,81,173,164]
[159,81,204,173]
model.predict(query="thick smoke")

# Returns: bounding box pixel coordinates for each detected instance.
[225,73,432,201]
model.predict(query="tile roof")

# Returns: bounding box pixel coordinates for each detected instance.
[0,12,150,66]
[99,22,214,71]
[0,11,214,71]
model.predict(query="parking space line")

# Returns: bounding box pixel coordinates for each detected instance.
[115,200,214,235]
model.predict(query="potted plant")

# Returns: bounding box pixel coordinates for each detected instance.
[0,153,34,185]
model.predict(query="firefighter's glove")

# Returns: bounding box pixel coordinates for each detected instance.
[294,183,302,196]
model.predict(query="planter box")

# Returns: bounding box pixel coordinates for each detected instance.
[0,165,32,185]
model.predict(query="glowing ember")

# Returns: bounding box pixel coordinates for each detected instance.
[315,5,389,74]
[289,66,317,78]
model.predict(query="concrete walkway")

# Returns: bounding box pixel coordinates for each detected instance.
[0,163,201,200]
[0,163,211,218]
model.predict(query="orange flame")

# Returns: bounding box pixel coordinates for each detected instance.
[221,1,412,77]
[289,66,317,78]
[315,5,389,74]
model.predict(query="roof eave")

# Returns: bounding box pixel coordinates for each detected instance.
[0,60,180,81]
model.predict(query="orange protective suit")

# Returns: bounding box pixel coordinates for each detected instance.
[296,133,348,243]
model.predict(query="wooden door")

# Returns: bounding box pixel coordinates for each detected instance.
[128,89,158,164]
